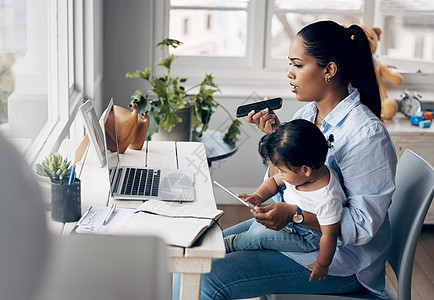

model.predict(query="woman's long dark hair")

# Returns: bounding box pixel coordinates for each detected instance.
[298,20,382,119]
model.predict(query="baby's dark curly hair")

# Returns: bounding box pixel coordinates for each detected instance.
[258,119,329,171]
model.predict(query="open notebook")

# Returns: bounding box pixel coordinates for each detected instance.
[112,200,223,247]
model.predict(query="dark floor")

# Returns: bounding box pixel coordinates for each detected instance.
[217,205,434,299]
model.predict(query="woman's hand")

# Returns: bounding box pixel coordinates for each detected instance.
[306,261,329,282]
[236,193,263,208]
[247,98,281,134]
[251,202,294,231]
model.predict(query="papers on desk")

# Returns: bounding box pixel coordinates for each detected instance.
[112,200,224,248]
[75,206,134,235]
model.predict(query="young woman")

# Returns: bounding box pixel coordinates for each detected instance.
[173,20,397,300]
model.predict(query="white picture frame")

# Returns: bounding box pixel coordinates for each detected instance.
[79,100,106,167]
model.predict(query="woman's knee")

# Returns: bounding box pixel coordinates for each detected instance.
[201,272,229,300]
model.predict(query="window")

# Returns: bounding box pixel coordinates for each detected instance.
[169,0,249,57]
[25,0,86,164]
[155,0,434,94]
[265,0,367,68]
[1,0,99,165]
[0,0,28,125]
[379,0,434,73]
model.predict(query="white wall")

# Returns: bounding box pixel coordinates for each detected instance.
[102,0,153,116]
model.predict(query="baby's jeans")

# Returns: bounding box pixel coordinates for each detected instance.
[232,220,322,252]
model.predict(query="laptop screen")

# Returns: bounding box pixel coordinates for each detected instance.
[102,99,120,188]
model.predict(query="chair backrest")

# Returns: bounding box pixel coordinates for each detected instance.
[0,134,48,300]
[36,234,171,300]
[387,149,434,300]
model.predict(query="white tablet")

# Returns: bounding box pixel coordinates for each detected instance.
[213,181,258,212]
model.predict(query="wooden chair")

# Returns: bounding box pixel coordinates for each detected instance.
[260,149,434,300]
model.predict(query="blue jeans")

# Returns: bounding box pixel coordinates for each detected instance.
[172,218,363,300]
[232,220,322,252]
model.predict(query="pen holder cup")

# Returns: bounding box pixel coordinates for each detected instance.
[51,178,81,222]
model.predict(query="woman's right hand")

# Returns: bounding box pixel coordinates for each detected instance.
[247,98,281,134]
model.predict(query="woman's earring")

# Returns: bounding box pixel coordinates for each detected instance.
[325,77,331,83]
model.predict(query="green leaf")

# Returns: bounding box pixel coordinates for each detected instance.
[156,38,183,49]
[202,73,220,89]
[223,119,242,146]
[157,55,175,70]
[157,103,183,132]
[125,68,151,81]
[152,78,168,99]
[145,108,161,140]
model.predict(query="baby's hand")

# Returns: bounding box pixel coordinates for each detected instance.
[306,261,329,282]
[236,193,262,208]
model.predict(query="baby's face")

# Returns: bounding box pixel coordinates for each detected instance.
[276,163,309,187]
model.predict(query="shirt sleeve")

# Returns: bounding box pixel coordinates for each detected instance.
[316,199,343,226]
[338,124,397,246]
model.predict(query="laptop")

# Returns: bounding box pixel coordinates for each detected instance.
[101,99,195,202]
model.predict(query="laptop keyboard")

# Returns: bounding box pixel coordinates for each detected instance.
[120,168,161,197]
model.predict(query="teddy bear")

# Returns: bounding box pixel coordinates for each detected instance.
[361,25,404,120]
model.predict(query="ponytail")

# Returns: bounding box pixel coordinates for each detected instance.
[298,21,382,119]
[347,25,382,119]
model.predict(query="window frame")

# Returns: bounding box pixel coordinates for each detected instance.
[153,0,268,86]
[26,0,89,165]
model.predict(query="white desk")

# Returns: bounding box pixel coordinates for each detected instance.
[49,140,226,299]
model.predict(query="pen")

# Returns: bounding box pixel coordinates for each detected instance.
[68,166,76,186]
[66,166,76,199]
[77,206,92,226]
[103,203,116,225]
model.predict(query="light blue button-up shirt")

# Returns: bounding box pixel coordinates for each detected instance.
[282,87,397,298]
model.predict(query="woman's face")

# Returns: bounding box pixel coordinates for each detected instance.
[287,35,328,103]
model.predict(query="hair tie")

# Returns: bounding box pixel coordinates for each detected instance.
[346,26,356,41]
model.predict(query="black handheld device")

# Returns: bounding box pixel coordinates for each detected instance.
[236,97,283,118]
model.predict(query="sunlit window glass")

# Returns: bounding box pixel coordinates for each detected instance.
[169,0,249,57]
[380,0,434,62]
[0,0,26,124]
[270,0,363,59]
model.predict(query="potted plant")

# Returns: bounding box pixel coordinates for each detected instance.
[126,38,241,145]
[35,153,75,204]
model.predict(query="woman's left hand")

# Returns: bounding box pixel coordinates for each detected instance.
[251,202,294,231]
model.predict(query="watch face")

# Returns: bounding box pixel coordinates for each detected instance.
[293,213,303,224]
[402,97,422,117]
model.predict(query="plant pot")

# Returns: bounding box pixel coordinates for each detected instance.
[51,178,81,222]
[151,106,193,141]
[35,173,52,207]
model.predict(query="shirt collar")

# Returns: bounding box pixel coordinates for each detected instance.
[298,86,361,126]
[325,87,361,126]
